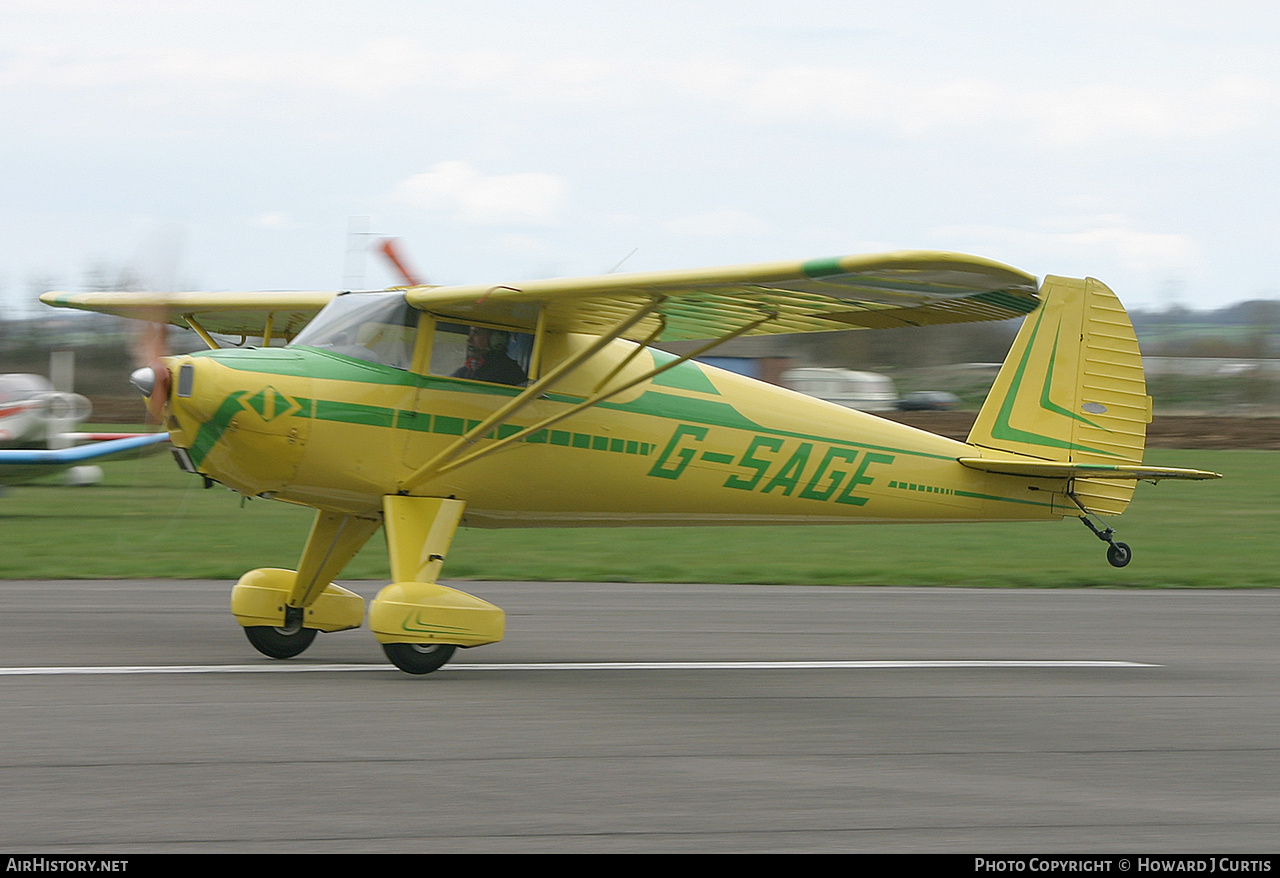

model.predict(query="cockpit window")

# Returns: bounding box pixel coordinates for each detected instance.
[290,293,419,370]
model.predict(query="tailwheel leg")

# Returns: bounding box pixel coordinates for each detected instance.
[1068,490,1132,568]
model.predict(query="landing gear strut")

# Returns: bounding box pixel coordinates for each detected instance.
[369,496,504,676]
[1068,491,1132,568]
[230,501,504,675]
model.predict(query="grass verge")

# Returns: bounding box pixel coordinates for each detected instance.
[1,448,1273,586]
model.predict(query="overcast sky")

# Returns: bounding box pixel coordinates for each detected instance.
[3,0,1277,315]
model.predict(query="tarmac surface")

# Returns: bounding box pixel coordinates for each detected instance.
[1,580,1277,853]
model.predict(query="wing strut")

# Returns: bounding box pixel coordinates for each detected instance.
[397,297,667,493]
[396,302,776,492]
[591,318,667,394]
[183,314,222,350]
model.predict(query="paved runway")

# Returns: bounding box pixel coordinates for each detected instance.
[1,580,1277,853]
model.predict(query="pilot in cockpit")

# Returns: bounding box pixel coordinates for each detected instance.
[451,327,528,386]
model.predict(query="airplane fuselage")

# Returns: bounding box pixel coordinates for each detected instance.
[163,335,1071,528]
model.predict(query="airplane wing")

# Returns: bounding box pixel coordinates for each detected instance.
[404,251,1041,341]
[38,291,339,341]
[40,252,1039,344]
[0,432,170,486]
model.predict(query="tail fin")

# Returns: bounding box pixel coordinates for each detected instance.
[967,276,1152,515]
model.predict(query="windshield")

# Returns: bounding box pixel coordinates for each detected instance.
[290,293,419,369]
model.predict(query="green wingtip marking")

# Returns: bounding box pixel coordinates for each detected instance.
[801,257,846,278]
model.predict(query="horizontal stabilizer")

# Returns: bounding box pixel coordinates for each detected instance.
[958,457,1221,482]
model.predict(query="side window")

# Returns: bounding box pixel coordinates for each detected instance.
[430,323,532,386]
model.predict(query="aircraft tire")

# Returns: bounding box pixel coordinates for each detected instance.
[244,624,318,659]
[383,642,457,675]
[1106,542,1133,568]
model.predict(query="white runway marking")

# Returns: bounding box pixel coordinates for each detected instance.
[0,659,1158,676]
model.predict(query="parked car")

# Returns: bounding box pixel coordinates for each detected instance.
[896,390,961,411]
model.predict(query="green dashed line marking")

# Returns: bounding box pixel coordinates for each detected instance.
[889,479,955,496]
[886,479,1054,509]
[412,413,653,457]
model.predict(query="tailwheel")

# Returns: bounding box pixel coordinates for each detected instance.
[1107,541,1133,568]
[383,642,457,675]
[244,609,317,659]
[1069,490,1134,569]
[1078,515,1134,569]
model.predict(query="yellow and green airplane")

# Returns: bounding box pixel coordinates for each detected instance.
[42,250,1220,674]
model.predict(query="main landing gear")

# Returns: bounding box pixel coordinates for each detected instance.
[382,642,457,675]
[1068,491,1132,568]
[243,607,317,658]
[229,497,504,675]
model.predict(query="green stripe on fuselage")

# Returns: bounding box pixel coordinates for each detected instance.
[649,350,721,394]
[183,347,963,468]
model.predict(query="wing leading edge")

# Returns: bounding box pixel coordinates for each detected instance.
[38,291,339,341]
